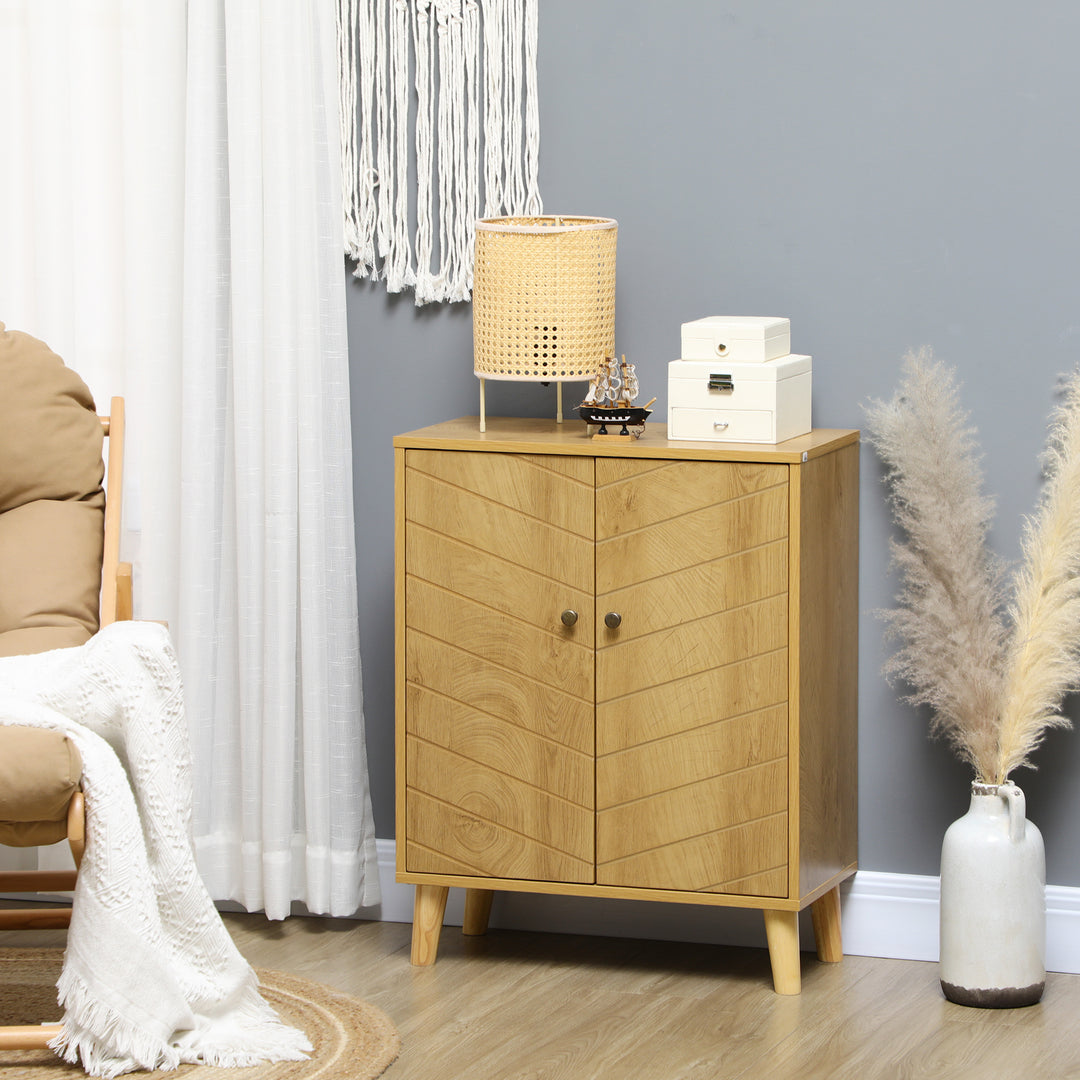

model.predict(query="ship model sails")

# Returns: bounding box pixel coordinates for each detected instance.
[578,354,654,437]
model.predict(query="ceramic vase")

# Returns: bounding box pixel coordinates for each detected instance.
[939,780,1045,1007]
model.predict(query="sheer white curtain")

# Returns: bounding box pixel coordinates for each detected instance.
[0,0,379,919]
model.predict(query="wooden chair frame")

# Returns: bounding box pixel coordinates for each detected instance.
[0,397,130,1051]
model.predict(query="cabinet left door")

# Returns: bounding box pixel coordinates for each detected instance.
[401,449,597,884]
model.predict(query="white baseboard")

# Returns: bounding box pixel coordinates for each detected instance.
[359,840,1080,975]
[13,837,1078,974]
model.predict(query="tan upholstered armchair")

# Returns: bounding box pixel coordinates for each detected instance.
[0,324,131,1051]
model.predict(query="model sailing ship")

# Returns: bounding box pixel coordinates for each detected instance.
[577,354,656,438]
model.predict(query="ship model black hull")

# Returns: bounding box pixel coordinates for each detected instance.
[576,404,652,435]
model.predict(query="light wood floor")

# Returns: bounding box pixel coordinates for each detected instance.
[6,911,1080,1079]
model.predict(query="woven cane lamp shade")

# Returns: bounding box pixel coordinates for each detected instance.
[473,216,617,428]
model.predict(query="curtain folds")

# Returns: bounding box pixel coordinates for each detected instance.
[0,0,379,919]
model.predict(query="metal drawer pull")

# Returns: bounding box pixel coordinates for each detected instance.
[604,612,622,629]
[714,421,730,431]
[708,373,734,391]
[561,609,578,627]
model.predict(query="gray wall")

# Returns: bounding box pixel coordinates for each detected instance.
[347,0,1080,887]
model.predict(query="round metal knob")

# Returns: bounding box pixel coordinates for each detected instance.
[561,609,579,627]
[604,611,622,630]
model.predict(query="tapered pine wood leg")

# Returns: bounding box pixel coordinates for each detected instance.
[763,909,801,995]
[463,888,495,936]
[810,886,843,963]
[411,885,449,966]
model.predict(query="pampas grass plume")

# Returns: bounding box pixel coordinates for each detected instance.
[867,349,1080,782]
[865,348,1008,780]
[996,372,1080,781]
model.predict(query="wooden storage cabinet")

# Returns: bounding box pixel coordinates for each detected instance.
[394,418,859,992]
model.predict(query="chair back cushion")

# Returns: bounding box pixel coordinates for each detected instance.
[0,324,105,656]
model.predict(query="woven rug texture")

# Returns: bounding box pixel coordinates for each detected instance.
[0,948,400,1079]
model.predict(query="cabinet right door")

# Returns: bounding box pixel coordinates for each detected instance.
[594,457,792,897]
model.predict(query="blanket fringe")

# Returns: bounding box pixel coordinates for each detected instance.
[52,965,311,1077]
[52,966,180,1078]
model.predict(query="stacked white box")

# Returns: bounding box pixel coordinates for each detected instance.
[668,354,811,443]
[669,315,811,444]
[680,316,790,364]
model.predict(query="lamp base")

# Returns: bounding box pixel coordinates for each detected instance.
[478,378,566,433]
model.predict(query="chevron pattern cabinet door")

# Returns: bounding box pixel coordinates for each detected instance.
[403,450,596,883]
[594,458,791,897]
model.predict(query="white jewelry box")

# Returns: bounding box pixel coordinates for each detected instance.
[680,316,791,364]
[667,354,812,443]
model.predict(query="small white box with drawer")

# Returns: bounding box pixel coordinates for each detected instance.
[680,316,791,364]
[668,354,812,443]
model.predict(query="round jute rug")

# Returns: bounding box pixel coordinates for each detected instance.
[0,948,400,1079]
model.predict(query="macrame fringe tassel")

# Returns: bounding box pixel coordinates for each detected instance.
[338,0,541,304]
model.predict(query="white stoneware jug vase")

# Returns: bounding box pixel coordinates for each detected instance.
[939,780,1045,1007]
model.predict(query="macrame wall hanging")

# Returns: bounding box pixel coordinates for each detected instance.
[338,0,542,304]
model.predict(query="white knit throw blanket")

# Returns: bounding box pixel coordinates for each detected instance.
[0,622,312,1077]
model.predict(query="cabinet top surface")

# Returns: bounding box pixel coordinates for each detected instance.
[394,416,859,462]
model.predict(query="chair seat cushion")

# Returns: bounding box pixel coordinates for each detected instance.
[0,726,82,846]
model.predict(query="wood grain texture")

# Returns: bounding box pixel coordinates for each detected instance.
[405,464,593,593]
[594,460,791,896]
[404,448,596,888]
[408,684,592,806]
[394,415,860,462]
[462,888,495,936]
[408,449,595,537]
[394,447,408,876]
[406,633,594,752]
[596,650,788,755]
[597,813,787,895]
[811,885,843,963]
[198,913,1080,1080]
[406,791,594,883]
[410,884,449,965]
[595,483,788,591]
[596,758,787,863]
[407,525,595,641]
[406,738,593,862]
[792,442,860,899]
[594,457,787,537]
[597,704,788,806]
[596,593,788,701]
[598,541,787,642]
[763,908,802,994]
[407,577,593,700]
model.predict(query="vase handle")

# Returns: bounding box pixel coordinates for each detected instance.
[1001,780,1026,843]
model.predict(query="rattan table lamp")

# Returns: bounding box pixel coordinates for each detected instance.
[472,215,617,431]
